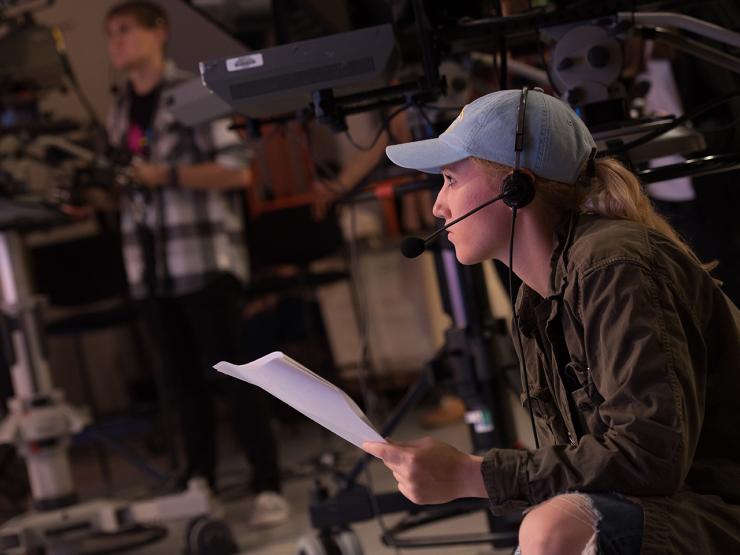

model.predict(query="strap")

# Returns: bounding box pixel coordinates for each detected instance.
[549,303,586,440]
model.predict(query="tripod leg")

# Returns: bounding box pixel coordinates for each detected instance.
[346,364,435,486]
[73,335,113,493]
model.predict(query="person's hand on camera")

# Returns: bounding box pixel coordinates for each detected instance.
[60,203,95,220]
[362,437,486,505]
[310,179,340,220]
[130,160,168,188]
[61,188,117,219]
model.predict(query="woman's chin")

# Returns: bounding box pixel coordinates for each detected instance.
[454,249,485,266]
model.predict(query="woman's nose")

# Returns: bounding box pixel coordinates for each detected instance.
[432,189,448,221]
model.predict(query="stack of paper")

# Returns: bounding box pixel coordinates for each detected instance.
[214,352,386,448]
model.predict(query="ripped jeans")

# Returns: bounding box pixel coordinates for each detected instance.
[514,492,644,555]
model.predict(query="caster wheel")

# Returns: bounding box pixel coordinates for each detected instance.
[185,517,238,555]
[295,529,363,555]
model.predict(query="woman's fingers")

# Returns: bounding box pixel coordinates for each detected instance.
[362,441,391,460]
[362,441,406,465]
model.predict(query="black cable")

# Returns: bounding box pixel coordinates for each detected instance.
[493,0,508,89]
[66,69,104,132]
[282,127,348,194]
[81,524,168,555]
[599,89,740,157]
[422,104,465,112]
[500,38,508,90]
[344,102,413,152]
[238,121,345,195]
[694,116,740,134]
[536,25,556,92]
[347,208,375,419]
[346,198,402,555]
[343,131,375,152]
[413,101,435,131]
[55,34,104,132]
[83,427,168,484]
[508,207,540,450]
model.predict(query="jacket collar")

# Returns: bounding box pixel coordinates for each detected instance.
[550,210,579,297]
[514,210,579,333]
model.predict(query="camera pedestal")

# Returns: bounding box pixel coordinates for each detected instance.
[0,223,236,555]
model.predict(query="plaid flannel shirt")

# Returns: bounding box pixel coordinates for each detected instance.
[107,62,249,298]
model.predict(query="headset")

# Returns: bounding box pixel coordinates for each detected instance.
[504,86,540,449]
[400,87,538,257]
[402,87,598,449]
[400,87,542,447]
[501,87,536,209]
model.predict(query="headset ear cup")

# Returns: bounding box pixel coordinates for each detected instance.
[502,171,535,208]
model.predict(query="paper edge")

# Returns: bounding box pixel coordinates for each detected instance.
[213,352,386,446]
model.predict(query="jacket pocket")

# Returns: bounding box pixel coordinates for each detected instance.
[521,387,568,443]
[567,362,607,436]
[566,361,605,410]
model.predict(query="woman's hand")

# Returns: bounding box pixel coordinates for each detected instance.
[362,437,487,505]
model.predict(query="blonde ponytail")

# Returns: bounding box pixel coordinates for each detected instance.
[473,156,716,274]
[542,157,717,273]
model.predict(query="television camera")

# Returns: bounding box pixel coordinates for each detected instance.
[0,4,239,553]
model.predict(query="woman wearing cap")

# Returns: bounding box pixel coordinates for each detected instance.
[363,89,740,554]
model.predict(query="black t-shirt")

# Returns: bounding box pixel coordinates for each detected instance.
[126,84,161,159]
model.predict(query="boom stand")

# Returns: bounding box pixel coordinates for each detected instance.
[0,228,235,555]
[304,237,521,551]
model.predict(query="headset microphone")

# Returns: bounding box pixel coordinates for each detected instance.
[398,87,542,451]
[400,191,509,258]
[399,236,427,259]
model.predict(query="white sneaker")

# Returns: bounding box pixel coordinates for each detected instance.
[248,491,290,528]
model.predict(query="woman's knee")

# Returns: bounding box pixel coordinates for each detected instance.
[518,494,598,555]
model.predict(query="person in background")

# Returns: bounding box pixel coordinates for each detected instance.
[103,0,288,527]
[364,89,740,554]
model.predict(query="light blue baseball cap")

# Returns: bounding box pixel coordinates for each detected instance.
[386,89,597,184]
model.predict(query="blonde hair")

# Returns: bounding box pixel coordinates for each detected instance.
[473,157,717,273]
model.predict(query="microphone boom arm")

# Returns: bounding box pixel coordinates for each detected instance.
[422,191,508,245]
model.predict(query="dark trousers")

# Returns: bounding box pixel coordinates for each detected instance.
[142,274,281,493]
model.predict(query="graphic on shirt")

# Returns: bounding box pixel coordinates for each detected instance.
[127,123,148,156]
[126,85,160,159]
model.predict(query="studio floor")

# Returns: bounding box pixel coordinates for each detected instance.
[61,405,519,555]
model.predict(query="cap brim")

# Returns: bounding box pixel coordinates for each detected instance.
[385,138,468,174]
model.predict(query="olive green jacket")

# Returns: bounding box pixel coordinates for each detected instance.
[482,213,740,554]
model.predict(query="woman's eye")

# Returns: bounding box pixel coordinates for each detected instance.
[444,174,455,186]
